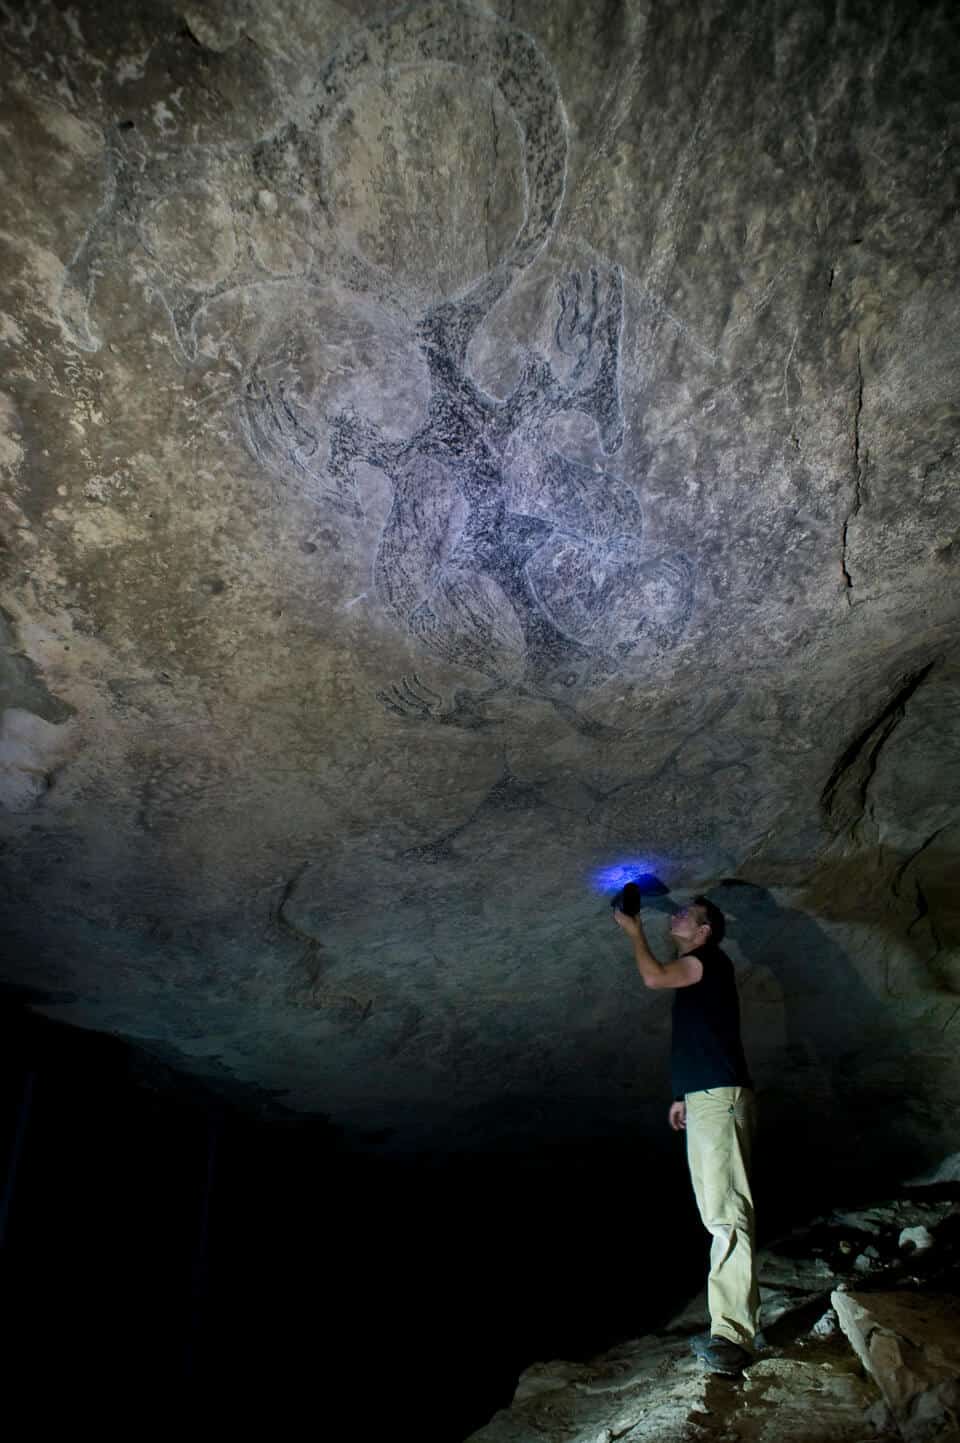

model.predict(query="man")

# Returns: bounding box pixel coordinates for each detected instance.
[615,895,758,1376]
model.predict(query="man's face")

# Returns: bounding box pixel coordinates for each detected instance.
[669,903,709,948]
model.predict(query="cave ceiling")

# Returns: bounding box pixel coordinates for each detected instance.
[1,0,958,1155]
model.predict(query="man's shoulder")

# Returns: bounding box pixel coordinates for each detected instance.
[694,943,733,969]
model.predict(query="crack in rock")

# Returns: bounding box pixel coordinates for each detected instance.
[841,337,865,599]
[820,661,937,834]
[893,824,949,898]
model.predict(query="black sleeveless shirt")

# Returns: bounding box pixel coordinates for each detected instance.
[671,943,753,1100]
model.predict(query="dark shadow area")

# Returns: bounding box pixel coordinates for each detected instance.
[0,1001,705,1437]
[0,879,949,1436]
[701,879,942,1224]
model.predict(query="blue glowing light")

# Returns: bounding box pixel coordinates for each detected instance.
[591,859,661,895]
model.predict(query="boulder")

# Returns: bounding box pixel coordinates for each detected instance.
[900,1227,936,1254]
[832,1290,960,1443]
[811,1307,840,1337]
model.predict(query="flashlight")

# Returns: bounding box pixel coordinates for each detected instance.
[610,872,670,916]
[612,880,642,916]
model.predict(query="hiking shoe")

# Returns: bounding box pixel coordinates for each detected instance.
[691,1334,752,1375]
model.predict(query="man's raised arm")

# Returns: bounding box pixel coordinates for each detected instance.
[614,911,703,990]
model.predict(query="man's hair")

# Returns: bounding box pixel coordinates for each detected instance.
[692,895,726,945]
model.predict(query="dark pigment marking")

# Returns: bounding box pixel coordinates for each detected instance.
[241,6,694,726]
[60,4,694,730]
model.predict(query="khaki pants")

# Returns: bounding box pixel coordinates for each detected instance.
[685,1086,759,1351]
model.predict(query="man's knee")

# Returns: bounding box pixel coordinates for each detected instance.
[706,1219,755,1252]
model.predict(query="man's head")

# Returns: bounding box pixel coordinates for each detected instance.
[669,895,726,951]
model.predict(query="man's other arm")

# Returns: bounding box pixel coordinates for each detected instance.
[614,912,703,990]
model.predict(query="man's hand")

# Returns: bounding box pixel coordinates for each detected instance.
[613,909,640,938]
[669,1101,687,1132]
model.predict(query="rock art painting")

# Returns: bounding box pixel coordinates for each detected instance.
[60,3,694,729]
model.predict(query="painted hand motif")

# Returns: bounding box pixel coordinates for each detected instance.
[551,265,626,454]
[56,1,697,737]
[376,675,505,730]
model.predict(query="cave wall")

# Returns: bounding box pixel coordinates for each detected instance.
[0,0,958,1158]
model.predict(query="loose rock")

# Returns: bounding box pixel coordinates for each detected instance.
[832,1290,960,1443]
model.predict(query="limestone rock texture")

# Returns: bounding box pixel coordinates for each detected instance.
[469,1177,960,1443]
[833,1289,960,1443]
[1,0,958,1155]
[468,1340,889,1443]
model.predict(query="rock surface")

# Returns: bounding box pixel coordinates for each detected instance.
[0,0,958,1152]
[470,1339,887,1443]
[833,1291,960,1443]
[469,1179,960,1442]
